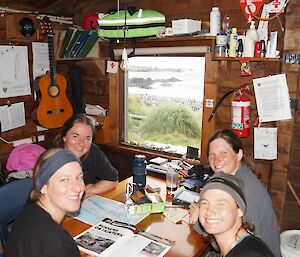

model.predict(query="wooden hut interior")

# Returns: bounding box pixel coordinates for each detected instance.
[0,0,299,238]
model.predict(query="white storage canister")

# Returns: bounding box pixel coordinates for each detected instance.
[210,7,220,36]
[280,230,300,257]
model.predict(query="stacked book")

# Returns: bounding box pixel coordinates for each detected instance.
[57,26,99,58]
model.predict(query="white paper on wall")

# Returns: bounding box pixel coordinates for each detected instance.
[0,46,31,98]
[107,61,118,73]
[0,102,26,132]
[254,127,277,160]
[253,74,292,122]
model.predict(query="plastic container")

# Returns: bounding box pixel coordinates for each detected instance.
[229,27,238,57]
[216,33,227,46]
[172,19,201,34]
[280,230,300,257]
[133,154,147,190]
[237,38,244,57]
[210,7,221,36]
[243,21,259,57]
[254,41,262,57]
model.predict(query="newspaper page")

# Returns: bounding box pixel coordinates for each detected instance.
[74,219,172,257]
[75,219,133,257]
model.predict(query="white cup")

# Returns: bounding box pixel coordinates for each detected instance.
[166,169,179,195]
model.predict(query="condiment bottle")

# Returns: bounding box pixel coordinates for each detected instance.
[229,28,238,57]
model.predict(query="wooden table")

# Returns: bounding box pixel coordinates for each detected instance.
[63,175,208,257]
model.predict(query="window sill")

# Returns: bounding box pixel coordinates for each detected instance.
[99,143,183,160]
[99,143,202,165]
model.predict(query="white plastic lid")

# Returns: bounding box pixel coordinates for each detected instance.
[212,7,219,10]
[250,21,256,29]
[280,230,300,256]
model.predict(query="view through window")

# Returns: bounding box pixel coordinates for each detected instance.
[124,56,205,155]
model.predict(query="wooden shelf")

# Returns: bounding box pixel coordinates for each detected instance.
[212,56,281,62]
[98,35,215,59]
[57,57,99,61]
[99,35,215,48]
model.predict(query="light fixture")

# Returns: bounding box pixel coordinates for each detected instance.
[120,48,129,71]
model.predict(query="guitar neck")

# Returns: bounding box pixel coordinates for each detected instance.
[48,35,57,85]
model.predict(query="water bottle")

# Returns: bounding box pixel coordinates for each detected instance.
[210,7,221,36]
[133,155,147,191]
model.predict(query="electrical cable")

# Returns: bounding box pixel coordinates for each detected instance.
[208,90,235,121]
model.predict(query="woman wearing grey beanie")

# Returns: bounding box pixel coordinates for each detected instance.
[199,172,275,257]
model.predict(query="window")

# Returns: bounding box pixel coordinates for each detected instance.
[123,56,205,155]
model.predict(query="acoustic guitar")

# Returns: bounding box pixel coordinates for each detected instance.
[32,17,73,129]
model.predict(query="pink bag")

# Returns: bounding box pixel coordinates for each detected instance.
[6,143,46,172]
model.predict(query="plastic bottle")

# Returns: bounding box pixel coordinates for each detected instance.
[210,7,221,36]
[229,27,238,57]
[237,38,244,57]
[243,21,259,57]
[133,155,147,191]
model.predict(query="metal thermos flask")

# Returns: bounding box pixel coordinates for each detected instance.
[133,155,147,191]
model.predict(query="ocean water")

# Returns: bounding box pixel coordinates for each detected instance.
[129,70,204,100]
[127,56,205,101]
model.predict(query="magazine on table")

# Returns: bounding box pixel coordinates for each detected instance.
[74,218,173,257]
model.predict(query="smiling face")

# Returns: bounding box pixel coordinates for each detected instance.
[199,188,243,238]
[40,161,85,221]
[63,123,93,158]
[208,138,243,175]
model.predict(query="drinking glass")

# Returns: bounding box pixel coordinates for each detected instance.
[166,169,179,196]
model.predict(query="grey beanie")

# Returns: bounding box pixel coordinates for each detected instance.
[200,172,247,214]
[36,149,82,192]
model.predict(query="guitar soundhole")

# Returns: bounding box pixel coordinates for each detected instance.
[48,85,60,97]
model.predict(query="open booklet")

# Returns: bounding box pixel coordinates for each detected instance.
[74,218,173,257]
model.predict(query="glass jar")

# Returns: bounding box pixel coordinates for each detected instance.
[215,45,226,57]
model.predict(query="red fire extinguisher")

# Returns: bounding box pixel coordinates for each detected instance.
[231,89,251,137]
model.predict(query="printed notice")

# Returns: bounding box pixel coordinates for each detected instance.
[254,127,277,160]
[0,102,26,132]
[32,42,49,80]
[253,74,292,122]
[0,46,31,98]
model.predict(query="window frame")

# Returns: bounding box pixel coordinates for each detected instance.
[123,55,206,155]
[97,38,217,164]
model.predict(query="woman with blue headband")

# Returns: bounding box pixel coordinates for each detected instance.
[4,149,86,257]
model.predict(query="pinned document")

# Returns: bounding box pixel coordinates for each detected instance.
[253,74,291,122]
